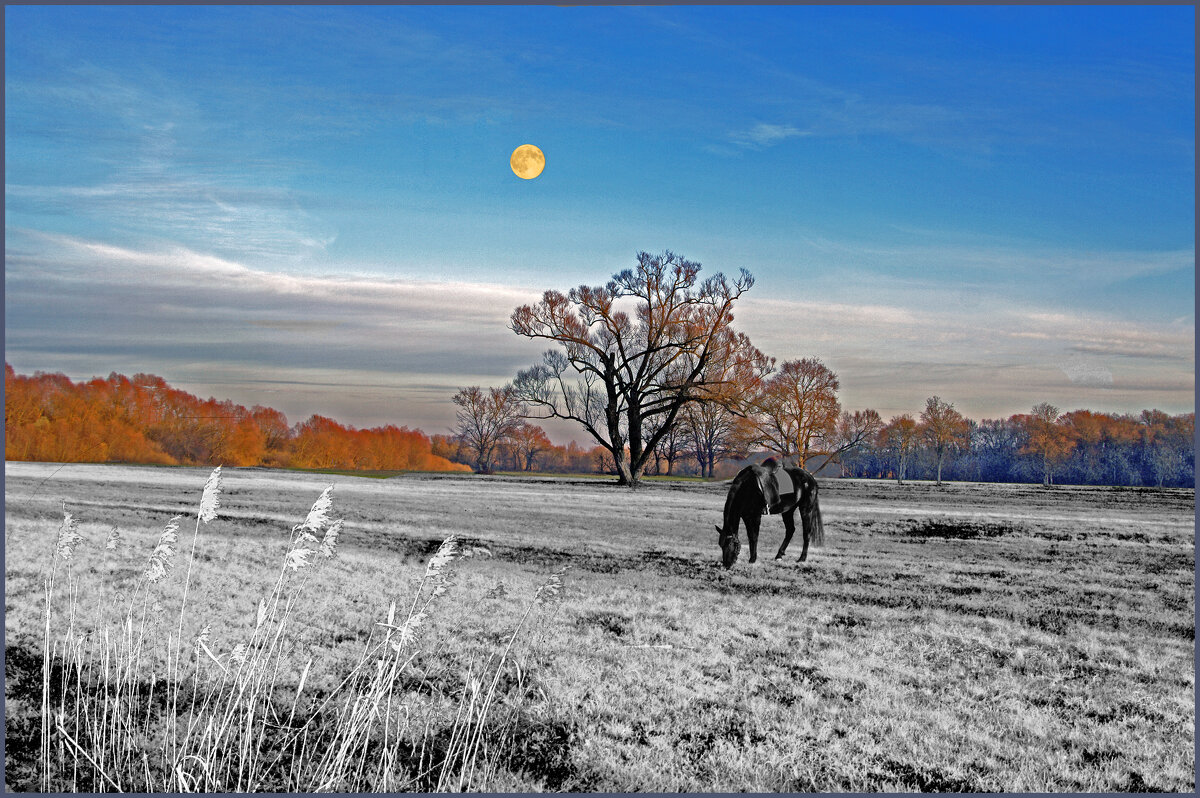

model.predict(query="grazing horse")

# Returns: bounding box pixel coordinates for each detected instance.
[715,462,824,568]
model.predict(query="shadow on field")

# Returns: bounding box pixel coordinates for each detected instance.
[894,518,1026,539]
[4,639,585,793]
[5,644,46,790]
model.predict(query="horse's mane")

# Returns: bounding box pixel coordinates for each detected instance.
[722,465,761,529]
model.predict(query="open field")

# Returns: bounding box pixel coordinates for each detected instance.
[4,461,1195,791]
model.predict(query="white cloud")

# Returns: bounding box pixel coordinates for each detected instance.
[1059,355,1114,388]
[736,291,1192,419]
[729,122,810,149]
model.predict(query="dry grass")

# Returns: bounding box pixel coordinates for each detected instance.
[4,462,1195,791]
[7,466,569,792]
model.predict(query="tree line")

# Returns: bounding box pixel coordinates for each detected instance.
[449,250,1194,488]
[854,400,1195,488]
[448,379,1195,488]
[4,365,469,473]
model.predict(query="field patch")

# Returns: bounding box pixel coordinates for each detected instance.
[4,463,1194,792]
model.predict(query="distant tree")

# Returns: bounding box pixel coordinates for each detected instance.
[251,405,292,465]
[452,385,523,473]
[290,415,355,469]
[745,357,840,468]
[879,414,920,483]
[430,432,470,466]
[1139,409,1194,487]
[507,421,553,472]
[642,414,687,476]
[823,408,884,474]
[682,326,772,477]
[511,250,759,486]
[919,396,970,486]
[683,400,754,478]
[1020,402,1075,486]
[973,417,1022,482]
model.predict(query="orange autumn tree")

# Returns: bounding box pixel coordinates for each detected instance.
[506,421,553,472]
[920,395,970,486]
[744,357,841,468]
[879,414,920,483]
[288,415,469,472]
[1018,402,1075,485]
[4,365,468,473]
[5,366,174,464]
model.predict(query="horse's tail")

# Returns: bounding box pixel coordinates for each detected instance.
[803,475,825,548]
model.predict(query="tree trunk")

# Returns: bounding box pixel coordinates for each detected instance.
[626,399,645,484]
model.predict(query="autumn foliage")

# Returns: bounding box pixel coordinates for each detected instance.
[4,365,469,473]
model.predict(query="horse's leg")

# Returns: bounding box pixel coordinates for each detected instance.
[744,512,761,563]
[797,497,812,562]
[776,508,796,559]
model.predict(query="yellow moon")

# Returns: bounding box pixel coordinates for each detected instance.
[510,144,545,179]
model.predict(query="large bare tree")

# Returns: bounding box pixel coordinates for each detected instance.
[510,251,759,486]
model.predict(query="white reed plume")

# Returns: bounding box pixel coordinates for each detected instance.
[285,548,314,572]
[390,611,427,653]
[55,511,84,562]
[104,526,121,550]
[198,466,222,524]
[144,515,182,583]
[425,534,460,577]
[295,486,334,540]
[319,519,343,559]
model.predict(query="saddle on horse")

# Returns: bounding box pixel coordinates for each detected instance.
[756,458,795,514]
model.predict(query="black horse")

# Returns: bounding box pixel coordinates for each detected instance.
[715,462,825,568]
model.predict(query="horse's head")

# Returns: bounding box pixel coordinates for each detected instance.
[715,524,740,569]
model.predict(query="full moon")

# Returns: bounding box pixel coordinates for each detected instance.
[510,144,545,179]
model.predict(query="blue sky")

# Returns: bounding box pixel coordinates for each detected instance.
[5,5,1194,440]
